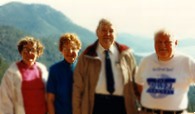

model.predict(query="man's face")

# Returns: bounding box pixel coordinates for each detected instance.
[154,34,177,61]
[96,23,116,49]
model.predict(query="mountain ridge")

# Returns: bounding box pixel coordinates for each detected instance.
[0,1,96,46]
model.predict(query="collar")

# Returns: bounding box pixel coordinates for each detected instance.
[17,60,37,69]
[97,42,115,55]
[84,40,129,57]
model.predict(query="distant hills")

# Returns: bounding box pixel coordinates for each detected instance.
[1,1,195,67]
[1,2,195,57]
[117,33,195,58]
[0,2,97,82]
[0,2,96,46]
[0,1,144,66]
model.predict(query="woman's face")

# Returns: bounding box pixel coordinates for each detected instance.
[61,41,79,63]
[20,43,38,66]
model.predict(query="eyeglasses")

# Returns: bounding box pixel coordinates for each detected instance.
[23,47,37,53]
[155,41,173,46]
[62,47,78,52]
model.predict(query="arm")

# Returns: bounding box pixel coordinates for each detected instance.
[0,70,15,114]
[47,93,55,114]
[124,50,143,101]
[133,54,145,102]
[135,83,143,101]
[133,67,143,101]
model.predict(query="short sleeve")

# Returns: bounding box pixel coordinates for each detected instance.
[46,68,57,94]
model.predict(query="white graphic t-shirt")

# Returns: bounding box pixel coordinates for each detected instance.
[135,52,195,110]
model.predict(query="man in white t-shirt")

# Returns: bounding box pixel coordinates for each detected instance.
[135,29,195,114]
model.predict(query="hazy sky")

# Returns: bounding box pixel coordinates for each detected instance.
[1,0,195,39]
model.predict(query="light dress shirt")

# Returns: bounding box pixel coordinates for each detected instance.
[95,43,124,96]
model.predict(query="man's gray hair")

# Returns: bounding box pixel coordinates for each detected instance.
[96,18,112,31]
[154,29,176,41]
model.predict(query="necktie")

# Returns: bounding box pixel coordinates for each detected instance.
[105,50,115,94]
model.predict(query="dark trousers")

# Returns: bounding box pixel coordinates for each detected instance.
[93,94,126,114]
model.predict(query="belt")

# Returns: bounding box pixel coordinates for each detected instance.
[95,94,124,100]
[142,107,184,114]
